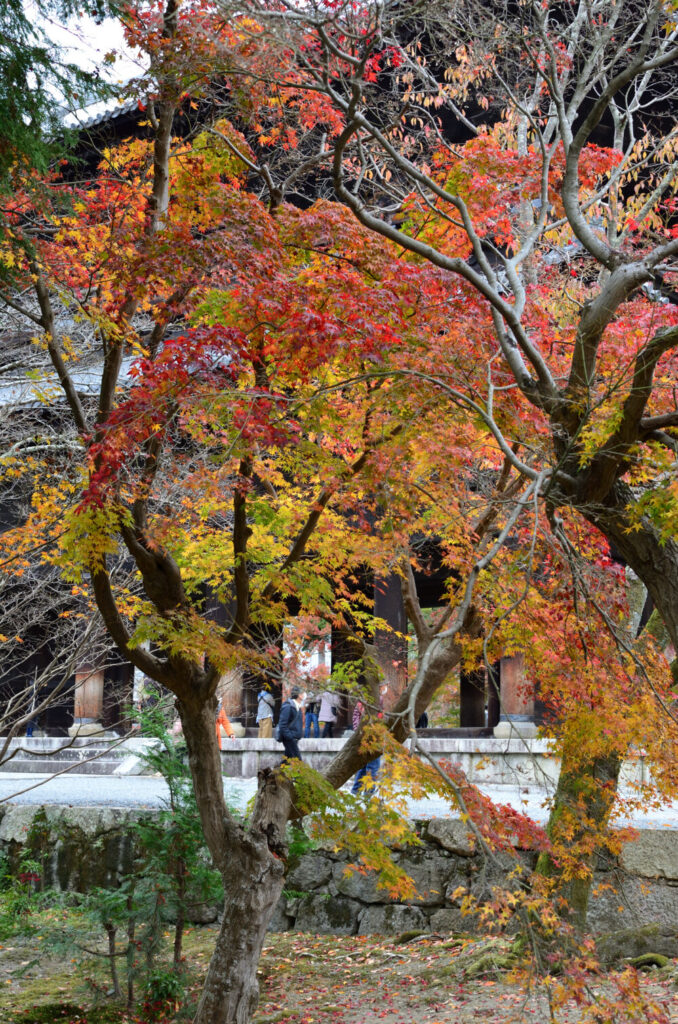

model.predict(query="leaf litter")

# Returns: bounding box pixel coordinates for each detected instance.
[2,927,677,1023]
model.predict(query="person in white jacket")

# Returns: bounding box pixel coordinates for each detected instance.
[318,690,339,737]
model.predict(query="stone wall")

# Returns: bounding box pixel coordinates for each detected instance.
[276,819,678,958]
[273,818,525,938]
[1,803,677,956]
[0,804,137,891]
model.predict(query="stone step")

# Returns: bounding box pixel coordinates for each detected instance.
[0,736,162,777]
[4,745,123,759]
[0,757,126,775]
[0,743,130,776]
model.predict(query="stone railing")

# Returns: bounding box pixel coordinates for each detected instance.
[216,735,651,789]
[218,736,564,782]
[0,734,652,788]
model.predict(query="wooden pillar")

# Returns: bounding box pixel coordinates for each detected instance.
[373,573,408,704]
[218,669,244,721]
[69,665,105,736]
[459,669,485,727]
[74,667,104,719]
[493,653,537,738]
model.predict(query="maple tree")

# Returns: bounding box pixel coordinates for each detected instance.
[0,7,507,1018]
[1,1,678,1022]
[209,0,678,1013]
[245,0,678,937]
[252,0,678,645]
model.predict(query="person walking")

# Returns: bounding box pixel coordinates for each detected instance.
[256,689,276,738]
[304,692,320,737]
[351,683,388,795]
[318,689,339,738]
[277,687,304,760]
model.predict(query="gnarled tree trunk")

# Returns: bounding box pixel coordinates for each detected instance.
[193,840,286,1024]
[589,482,678,652]
[179,695,293,1024]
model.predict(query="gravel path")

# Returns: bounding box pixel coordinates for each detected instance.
[2,772,678,830]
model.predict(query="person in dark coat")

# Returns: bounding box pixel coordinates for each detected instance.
[278,687,305,760]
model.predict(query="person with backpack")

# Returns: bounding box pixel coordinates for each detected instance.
[256,688,276,738]
[277,687,305,760]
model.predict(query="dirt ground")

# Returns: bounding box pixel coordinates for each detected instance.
[1,926,677,1023]
[253,933,678,1024]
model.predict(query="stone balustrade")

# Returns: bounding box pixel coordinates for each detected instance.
[0,734,651,788]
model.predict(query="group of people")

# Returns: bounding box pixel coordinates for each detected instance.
[258,683,389,797]
[158,682,406,794]
[256,688,340,741]
[189,688,341,755]
[182,682,401,798]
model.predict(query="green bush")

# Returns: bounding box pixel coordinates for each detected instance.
[0,852,45,939]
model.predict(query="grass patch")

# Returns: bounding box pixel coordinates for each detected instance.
[14,1004,85,1023]
[13,1006,134,1023]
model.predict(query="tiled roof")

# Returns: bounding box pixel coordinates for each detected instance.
[62,96,138,131]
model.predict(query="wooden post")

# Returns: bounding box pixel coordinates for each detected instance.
[69,666,105,736]
[459,669,485,727]
[493,653,537,738]
[373,573,408,704]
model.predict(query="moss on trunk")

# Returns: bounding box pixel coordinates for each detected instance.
[535,745,621,933]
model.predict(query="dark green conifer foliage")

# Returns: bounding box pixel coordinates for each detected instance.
[0,0,117,185]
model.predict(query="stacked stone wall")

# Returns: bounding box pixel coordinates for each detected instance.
[274,818,534,937]
[1,803,677,957]
[0,804,137,892]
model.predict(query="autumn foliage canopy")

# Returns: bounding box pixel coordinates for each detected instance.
[1,1,678,1021]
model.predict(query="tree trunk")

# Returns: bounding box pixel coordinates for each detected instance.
[193,844,286,1024]
[535,745,621,933]
[584,482,678,651]
[103,922,121,1000]
[179,695,293,1024]
[173,859,185,968]
[126,892,136,1013]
